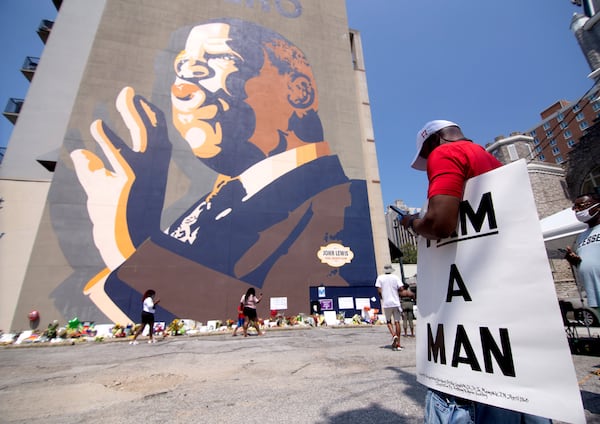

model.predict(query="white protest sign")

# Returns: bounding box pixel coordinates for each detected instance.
[269,297,287,311]
[355,298,371,311]
[415,160,584,424]
[338,297,354,310]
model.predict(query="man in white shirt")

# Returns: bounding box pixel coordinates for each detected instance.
[375,264,404,351]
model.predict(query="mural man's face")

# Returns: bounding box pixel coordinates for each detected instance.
[171,23,245,159]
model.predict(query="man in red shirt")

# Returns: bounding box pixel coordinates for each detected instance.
[401,120,551,423]
[401,120,501,240]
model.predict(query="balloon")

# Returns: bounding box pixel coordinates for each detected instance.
[67,317,81,329]
[28,310,39,321]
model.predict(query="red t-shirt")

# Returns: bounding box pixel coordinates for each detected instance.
[427,140,502,199]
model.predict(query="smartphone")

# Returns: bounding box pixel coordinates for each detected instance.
[389,205,407,218]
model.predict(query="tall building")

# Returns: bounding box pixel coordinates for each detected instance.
[522,86,600,167]
[485,70,600,218]
[0,0,389,330]
[570,0,600,76]
[566,122,600,198]
[569,2,600,199]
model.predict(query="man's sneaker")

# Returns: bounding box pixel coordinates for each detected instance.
[129,340,138,345]
[148,339,156,344]
[394,346,403,351]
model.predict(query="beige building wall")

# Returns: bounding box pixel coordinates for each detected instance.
[0,181,50,330]
[527,163,572,219]
[350,29,390,274]
[0,0,106,331]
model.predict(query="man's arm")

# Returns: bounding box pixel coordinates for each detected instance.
[564,246,582,266]
[399,287,415,299]
[401,194,460,240]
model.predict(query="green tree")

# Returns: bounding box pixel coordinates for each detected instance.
[399,243,417,264]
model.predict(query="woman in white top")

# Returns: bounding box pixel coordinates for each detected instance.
[241,287,263,337]
[130,289,160,344]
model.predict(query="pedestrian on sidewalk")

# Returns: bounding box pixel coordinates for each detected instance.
[232,302,245,336]
[241,287,264,337]
[130,289,160,345]
[399,284,416,337]
[375,264,403,351]
[565,193,600,319]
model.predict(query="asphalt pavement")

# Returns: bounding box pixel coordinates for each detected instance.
[0,325,599,423]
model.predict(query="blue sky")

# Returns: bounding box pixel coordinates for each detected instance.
[0,1,57,151]
[0,1,592,208]
[346,1,592,207]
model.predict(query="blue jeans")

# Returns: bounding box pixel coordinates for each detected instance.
[425,390,552,424]
[425,390,474,424]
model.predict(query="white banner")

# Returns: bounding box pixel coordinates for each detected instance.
[415,160,584,423]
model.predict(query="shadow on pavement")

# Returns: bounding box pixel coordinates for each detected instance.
[318,402,416,424]
[387,365,428,405]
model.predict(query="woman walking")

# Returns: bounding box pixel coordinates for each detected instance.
[130,289,160,344]
[241,288,263,337]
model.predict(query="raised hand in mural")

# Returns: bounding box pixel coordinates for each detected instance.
[71,87,171,270]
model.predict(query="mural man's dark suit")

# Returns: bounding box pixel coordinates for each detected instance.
[71,19,376,323]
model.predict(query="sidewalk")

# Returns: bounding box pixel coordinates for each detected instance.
[0,325,598,423]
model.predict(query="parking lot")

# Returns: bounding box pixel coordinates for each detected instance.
[0,325,599,423]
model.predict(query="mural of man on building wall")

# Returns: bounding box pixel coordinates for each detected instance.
[69,18,376,323]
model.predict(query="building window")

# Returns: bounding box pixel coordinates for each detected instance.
[563,129,572,138]
[535,146,543,153]
[349,30,360,70]
[549,139,557,146]
[533,137,540,145]
[580,121,589,130]
[593,102,600,111]
[529,130,537,137]
[543,122,550,130]
[546,130,553,137]
[555,156,563,164]
[560,121,568,129]
[507,144,518,161]
[581,166,600,195]
[539,154,545,161]
[557,112,564,121]
[552,147,560,155]
[567,139,576,148]
[576,112,585,121]
[573,104,581,112]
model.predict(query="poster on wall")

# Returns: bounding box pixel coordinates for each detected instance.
[270,297,288,311]
[415,160,584,423]
[338,297,354,309]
